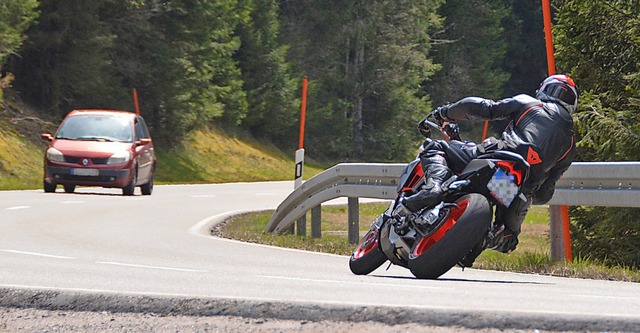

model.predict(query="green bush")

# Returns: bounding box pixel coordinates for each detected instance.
[571,206,640,268]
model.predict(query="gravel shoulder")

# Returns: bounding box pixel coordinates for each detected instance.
[1,287,637,332]
[0,307,589,333]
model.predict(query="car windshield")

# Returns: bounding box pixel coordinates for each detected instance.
[55,115,133,142]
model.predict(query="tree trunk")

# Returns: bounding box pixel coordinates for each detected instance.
[352,25,365,157]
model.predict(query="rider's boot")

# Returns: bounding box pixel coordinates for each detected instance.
[458,223,519,268]
[401,161,452,212]
[485,224,519,253]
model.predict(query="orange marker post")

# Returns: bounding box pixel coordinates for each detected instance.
[133,89,141,115]
[298,77,308,150]
[481,120,489,141]
[561,205,573,261]
[541,0,571,261]
[542,0,556,76]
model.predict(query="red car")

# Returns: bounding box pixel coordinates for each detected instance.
[41,110,156,195]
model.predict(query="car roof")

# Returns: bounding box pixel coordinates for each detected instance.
[66,109,138,119]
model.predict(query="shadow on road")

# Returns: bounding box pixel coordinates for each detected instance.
[370,274,551,285]
[43,190,134,197]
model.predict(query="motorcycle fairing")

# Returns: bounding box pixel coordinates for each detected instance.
[397,159,424,193]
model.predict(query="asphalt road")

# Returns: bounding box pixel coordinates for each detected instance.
[1,183,639,331]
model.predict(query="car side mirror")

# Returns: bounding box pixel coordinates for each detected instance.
[41,133,54,142]
[136,138,151,146]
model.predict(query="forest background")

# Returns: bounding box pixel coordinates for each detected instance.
[1,0,639,268]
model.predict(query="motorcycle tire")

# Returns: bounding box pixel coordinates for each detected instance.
[349,227,387,275]
[408,193,492,279]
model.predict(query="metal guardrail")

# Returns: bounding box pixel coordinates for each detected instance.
[266,162,640,259]
[548,162,640,207]
[265,163,403,234]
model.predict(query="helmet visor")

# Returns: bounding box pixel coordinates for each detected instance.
[545,83,577,106]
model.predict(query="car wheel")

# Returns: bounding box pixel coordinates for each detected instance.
[140,170,154,196]
[122,169,137,196]
[44,180,56,193]
[63,184,76,193]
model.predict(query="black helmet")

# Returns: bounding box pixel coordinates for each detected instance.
[536,74,579,114]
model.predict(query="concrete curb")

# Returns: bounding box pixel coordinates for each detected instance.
[1,287,639,332]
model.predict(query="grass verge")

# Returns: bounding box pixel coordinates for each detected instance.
[155,127,324,184]
[0,123,45,190]
[216,204,640,282]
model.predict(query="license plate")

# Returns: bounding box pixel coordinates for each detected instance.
[487,168,519,207]
[71,168,99,176]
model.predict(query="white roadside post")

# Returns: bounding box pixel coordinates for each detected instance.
[293,78,308,236]
[294,148,305,189]
[294,147,306,235]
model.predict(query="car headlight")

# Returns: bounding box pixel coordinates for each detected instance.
[107,151,132,165]
[46,147,65,163]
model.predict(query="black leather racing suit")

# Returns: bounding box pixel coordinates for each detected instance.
[424,94,576,235]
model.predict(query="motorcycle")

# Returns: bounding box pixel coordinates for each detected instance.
[349,117,530,279]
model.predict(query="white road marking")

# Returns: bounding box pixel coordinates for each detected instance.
[5,206,30,210]
[254,192,275,196]
[190,212,348,258]
[210,235,348,258]
[61,201,84,204]
[191,194,216,198]
[573,294,640,301]
[96,261,207,273]
[1,249,75,260]
[256,275,449,290]
[188,210,254,237]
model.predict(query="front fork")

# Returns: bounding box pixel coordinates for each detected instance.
[374,203,414,268]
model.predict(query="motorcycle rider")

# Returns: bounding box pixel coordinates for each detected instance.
[398,74,578,266]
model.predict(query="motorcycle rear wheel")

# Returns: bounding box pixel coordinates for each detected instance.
[408,193,492,279]
[349,227,387,275]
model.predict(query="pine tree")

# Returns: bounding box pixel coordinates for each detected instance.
[0,0,39,101]
[280,0,444,160]
[427,0,510,107]
[9,0,123,115]
[236,0,297,147]
[555,0,640,268]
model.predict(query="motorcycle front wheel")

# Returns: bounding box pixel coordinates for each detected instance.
[408,193,492,279]
[349,225,387,275]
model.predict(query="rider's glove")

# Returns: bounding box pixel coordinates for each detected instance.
[417,118,431,137]
[429,105,450,125]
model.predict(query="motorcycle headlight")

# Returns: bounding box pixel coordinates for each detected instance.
[46,147,65,163]
[107,151,131,165]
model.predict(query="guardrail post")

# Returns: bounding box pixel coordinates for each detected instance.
[348,197,360,244]
[296,215,306,236]
[311,206,322,238]
[549,205,563,261]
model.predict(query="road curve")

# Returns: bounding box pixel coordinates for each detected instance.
[1,183,639,331]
